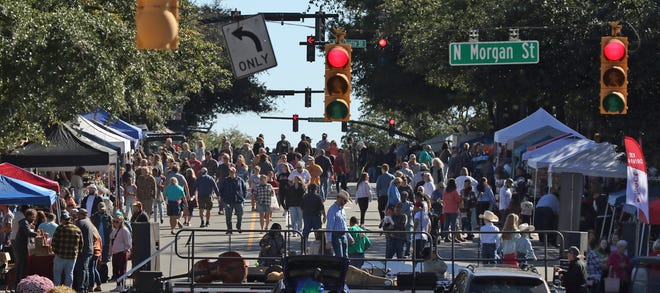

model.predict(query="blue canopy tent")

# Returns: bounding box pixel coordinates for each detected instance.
[0,175,57,206]
[83,109,143,142]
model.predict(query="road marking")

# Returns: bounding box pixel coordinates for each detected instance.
[247,211,257,250]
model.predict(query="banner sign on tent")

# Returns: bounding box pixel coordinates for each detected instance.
[624,136,649,224]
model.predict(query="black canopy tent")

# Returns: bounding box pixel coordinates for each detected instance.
[2,124,120,194]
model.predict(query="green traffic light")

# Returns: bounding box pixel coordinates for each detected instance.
[602,93,625,113]
[325,100,349,119]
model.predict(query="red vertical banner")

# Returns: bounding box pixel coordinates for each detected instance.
[624,136,649,224]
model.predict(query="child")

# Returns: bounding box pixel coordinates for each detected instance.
[124,178,137,219]
[520,194,534,225]
[479,210,500,264]
[248,166,262,212]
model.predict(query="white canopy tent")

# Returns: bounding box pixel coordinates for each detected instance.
[71,115,131,154]
[522,136,593,161]
[550,142,626,178]
[494,108,586,147]
[526,138,597,169]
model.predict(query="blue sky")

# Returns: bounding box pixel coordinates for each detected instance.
[194,0,361,148]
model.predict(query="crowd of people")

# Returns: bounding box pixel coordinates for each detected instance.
[2,131,657,293]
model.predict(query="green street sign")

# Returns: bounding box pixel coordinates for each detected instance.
[327,39,366,48]
[449,41,539,66]
[308,117,330,123]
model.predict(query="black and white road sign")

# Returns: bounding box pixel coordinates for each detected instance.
[222,14,277,79]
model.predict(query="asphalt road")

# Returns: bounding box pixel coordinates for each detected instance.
[98,182,563,291]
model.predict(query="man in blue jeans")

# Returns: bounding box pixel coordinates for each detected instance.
[51,212,83,287]
[300,185,325,246]
[218,167,248,234]
[326,190,354,258]
[73,208,95,292]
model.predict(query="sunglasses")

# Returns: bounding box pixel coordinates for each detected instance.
[113,220,121,223]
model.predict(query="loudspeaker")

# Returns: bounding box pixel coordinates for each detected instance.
[131,222,160,271]
[562,231,588,255]
[133,270,162,293]
[396,272,437,289]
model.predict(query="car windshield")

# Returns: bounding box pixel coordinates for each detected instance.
[469,276,547,293]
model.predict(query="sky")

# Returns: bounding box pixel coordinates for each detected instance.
[195,0,361,149]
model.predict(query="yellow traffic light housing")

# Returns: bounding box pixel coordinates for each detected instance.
[324,29,351,122]
[599,23,628,114]
[136,0,179,50]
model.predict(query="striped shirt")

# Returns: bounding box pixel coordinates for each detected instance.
[51,223,83,259]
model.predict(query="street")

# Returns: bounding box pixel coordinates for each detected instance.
[101,182,563,291]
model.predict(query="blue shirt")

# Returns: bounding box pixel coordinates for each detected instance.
[387,184,401,207]
[477,186,496,206]
[376,173,395,197]
[326,203,351,242]
[38,221,58,238]
[219,176,248,204]
[194,174,220,198]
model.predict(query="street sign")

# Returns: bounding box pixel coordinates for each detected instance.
[328,39,366,48]
[222,14,277,78]
[308,117,330,122]
[449,41,539,66]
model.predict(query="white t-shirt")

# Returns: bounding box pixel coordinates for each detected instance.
[499,186,512,210]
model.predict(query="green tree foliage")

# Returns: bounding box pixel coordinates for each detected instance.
[316,0,659,163]
[193,127,253,152]
[0,0,274,152]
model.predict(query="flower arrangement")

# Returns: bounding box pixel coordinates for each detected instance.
[16,274,54,293]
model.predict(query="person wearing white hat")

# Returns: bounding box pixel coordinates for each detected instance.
[516,223,537,263]
[479,210,500,264]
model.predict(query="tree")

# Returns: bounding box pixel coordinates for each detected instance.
[316,0,660,164]
[0,0,275,152]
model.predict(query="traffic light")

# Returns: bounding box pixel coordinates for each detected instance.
[600,36,628,114]
[136,0,179,50]
[388,118,395,136]
[324,43,352,122]
[304,87,312,107]
[292,114,299,132]
[378,38,388,48]
[306,35,315,62]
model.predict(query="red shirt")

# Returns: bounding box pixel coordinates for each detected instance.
[442,190,462,214]
[189,158,202,175]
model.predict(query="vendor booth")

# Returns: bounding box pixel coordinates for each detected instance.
[0,175,58,280]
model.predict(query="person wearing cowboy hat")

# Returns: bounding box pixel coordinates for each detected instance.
[516,223,537,263]
[325,190,354,258]
[479,210,500,264]
[556,246,588,293]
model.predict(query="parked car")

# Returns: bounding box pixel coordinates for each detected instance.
[142,133,186,155]
[449,264,551,293]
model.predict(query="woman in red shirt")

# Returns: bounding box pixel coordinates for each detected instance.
[607,239,632,292]
[442,178,462,242]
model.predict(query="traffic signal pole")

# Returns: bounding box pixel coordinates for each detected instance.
[259,116,419,141]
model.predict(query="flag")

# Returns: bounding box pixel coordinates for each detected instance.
[624,136,649,224]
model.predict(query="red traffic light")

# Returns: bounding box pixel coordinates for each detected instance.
[307,35,315,45]
[388,119,395,126]
[378,38,388,47]
[327,47,350,68]
[293,114,299,121]
[603,39,625,61]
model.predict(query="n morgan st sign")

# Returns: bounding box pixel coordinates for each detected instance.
[449,41,539,66]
